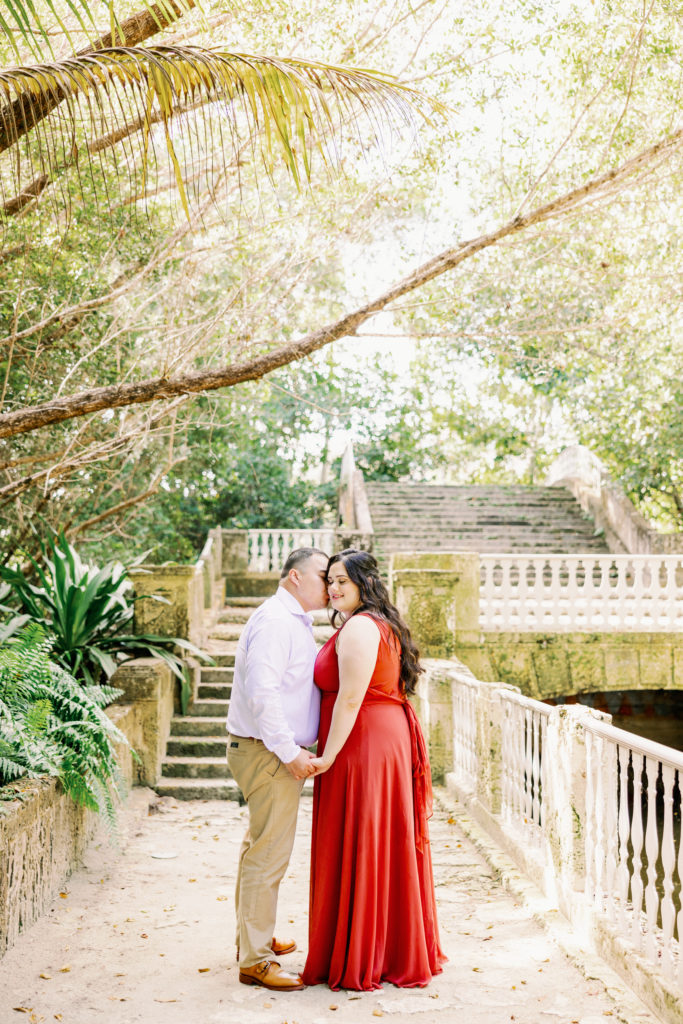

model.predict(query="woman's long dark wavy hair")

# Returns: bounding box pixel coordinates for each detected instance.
[328,548,423,697]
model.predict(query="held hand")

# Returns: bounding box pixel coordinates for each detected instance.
[283,749,317,780]
[309,755,334,776]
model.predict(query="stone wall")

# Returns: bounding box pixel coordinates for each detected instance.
[0,659,174,958]
[454,631,683,700]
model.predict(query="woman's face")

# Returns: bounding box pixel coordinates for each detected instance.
[327,561,362,617]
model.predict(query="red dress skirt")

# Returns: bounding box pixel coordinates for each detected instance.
[302,614,446,991]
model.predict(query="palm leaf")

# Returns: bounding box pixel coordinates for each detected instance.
[0,45,420,221]
[0,0,200,62]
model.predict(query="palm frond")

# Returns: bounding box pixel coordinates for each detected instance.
[0,0,200,62]
[0,45,419,222]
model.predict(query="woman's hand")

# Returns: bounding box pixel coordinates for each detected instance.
[309,755,335,776]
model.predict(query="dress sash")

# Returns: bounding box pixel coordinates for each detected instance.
[361,689,433,852]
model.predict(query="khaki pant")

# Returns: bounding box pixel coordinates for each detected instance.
[227,735,304,968]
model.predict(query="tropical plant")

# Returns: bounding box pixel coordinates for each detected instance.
[0,532,207,688]
[0,623,130,824]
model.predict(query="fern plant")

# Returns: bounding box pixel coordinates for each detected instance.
[0,624,131,825]
[0,533,208,694]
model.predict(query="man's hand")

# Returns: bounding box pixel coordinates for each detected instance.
[309,755,334,776]
[283,748,317,780]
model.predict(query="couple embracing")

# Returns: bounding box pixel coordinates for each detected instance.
[226,546,446,992]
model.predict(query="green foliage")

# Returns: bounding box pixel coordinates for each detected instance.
[0,624,129,824]
[0,533,207,686]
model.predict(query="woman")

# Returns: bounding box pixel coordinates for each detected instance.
[302,549,446,991]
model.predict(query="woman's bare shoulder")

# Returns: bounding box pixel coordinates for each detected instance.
[339,613,382,643]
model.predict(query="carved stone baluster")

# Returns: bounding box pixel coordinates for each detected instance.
[659,763,676,978]
[256,531,267,573]
[501,557,512,630]
[532,711,541,828]
[524,557,537,631]
[539,715,549,832]
[502,702,514,823]
[630,752,645,951]
[615,745,631,935]
[564,556,579,630]
[524,707,533,824]
[603,736,619,924]
[593,734,606,911]
[584,730,596,903]
[643,757,660,961]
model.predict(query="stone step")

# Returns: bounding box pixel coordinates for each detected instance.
[218,605,332,626]
[170,716,226,737]
[155,778,242,801]
[161,756,231,779]
[209,624,243,641]
[210,622,333,644]
[191,699,231,717]
[198,682,232,699]
[369,489,581,498]
[166,736,228,757]
[201,666,234,683]
[203,641,238,667]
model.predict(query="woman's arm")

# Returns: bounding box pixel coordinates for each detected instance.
[310,615,381,774]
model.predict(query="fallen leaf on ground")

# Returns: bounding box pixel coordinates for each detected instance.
[188,878,197,883]
[39,973,51,979]
[197,968,210,973]
[140,933,148,939]
[329,1005,338,1011]
[59,893,68,899]
[12,1010,31,1015]
[372,1012,384,1018]
[154,999,177,1003]
[59,966,71,973]
[54,1016,63,1021]
[216,896,228,902]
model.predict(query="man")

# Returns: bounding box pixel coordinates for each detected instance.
[226,546,329,992]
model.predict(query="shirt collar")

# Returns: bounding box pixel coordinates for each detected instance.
[275,585,315,624]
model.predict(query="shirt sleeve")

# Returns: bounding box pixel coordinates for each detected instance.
[243,614,300,764]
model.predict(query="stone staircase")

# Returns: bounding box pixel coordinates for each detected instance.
[156,595,333,801]
[366,483,610,573]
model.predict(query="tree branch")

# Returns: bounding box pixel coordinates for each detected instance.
[1,123,681,441]
[0,0,195,156]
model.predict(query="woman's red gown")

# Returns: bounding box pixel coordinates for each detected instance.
[302,614,446,991]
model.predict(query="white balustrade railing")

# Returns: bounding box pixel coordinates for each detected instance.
[499,690,551,835]
[248,529,336,573]
[480,554,683,631]
[442,668,683,1010]
[584,719,683,986]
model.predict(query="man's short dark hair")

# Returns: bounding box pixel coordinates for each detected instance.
[280,547,328,579]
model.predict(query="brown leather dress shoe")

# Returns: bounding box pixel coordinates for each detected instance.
[236,936,296,962]
[239,959,304,991]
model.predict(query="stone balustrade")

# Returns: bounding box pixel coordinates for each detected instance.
[480,553,683,632]
[247,528,336,573]
[546,444,683,555]
[416,658,683,1023]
